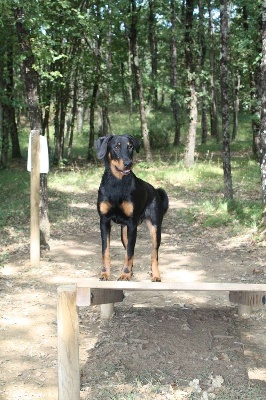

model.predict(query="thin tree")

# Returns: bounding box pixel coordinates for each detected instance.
[259,1,266,224]
[220,0,233,201]
[208,0,220,142]
[199,0,208,145]
[170,0,181,146]
[130,0,152,162]
[148,0,158,109]
[184,0,198,167]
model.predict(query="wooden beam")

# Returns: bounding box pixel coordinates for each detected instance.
[77,279,266,292]
[229,291,266,307]
[57,285,80,400]
[77,287,124,307]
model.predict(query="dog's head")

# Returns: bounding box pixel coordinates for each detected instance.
[95,134,141,177]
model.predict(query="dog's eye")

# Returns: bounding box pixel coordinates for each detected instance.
[128,144,133,150]
[114,143,121,151]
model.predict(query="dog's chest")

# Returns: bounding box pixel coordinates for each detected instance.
[99,197,133,218]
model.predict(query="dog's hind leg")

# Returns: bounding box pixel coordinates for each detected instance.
[118,224,136,281]
[146,220,161,282]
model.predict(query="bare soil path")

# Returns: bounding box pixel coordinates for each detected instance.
[1,194,266,399]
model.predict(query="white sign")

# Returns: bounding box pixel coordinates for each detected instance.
[27,134,49,173]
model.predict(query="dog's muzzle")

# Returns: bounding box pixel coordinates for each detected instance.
[115,166,131,175]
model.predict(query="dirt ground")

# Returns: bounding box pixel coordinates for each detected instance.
[1,192,266,399]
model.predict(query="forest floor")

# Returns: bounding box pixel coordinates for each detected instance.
[1,189,266,399]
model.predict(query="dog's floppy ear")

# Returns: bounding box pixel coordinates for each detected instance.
[95,135,113,159]
[127,135,141,153]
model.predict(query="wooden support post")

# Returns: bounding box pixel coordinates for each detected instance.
[101,303,115,319]
[238,304,251,319]
[229,290,266,318]
[57,285,80,400]
[30,130,40,266]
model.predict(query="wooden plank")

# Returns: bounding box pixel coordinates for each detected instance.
[76,287,124,306]
[229,291,266,307]
[30,130,40,267]
[77,279,266,292]
[57,285,80,400]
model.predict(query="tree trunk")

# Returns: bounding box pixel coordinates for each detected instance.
[102,21,112,136]
[127,37,133,115]
[232,69,240,141]
[259,1,266,224]
[1,107,9,168]
[241,5,261,156]
[0,60,5,167]
[76,80,84,134]
[199,0,208,145]
[88,22,102,161]
[220,0,233,201]
[201,84,208,144]
[130,0,152,162]
[15,8,42,132]
[6,44,21,159]
[15,7,50,248]
[208,0,220,142]
[148,0,158,109]
[170,0,181,147]
[184,82,198,167]
[67,76,78,159]
[54,77,70,164]
[88,82,99,160]
[184,0,197,167]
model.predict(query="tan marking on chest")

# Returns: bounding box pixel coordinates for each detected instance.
[99,201,112,215]
[120,201,133,217]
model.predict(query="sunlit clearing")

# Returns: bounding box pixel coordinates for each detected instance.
[66,248,93,257]
[164,268,205,282]
[2,316,31,326]
[70,202,95,210]
[248,368,266,382]
[1,265,17,275]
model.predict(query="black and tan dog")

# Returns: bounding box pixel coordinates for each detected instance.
[95,134,169,282]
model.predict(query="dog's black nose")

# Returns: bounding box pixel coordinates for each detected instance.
[124,160,133,168]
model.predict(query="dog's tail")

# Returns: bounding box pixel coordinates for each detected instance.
[157,188,169,215]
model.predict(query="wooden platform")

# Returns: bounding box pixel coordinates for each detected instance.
[57,279,266,400]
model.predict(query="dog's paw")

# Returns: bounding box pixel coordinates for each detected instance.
[151,275,161,282]
[100,273,110,281]
[118,273,131,281]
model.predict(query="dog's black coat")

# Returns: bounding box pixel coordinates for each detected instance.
[95,134,168,281]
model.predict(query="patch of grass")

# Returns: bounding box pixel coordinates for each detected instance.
[213,384,266,400]
[0,169,30,229]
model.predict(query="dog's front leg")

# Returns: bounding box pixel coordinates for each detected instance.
[100,217,111,280]
[119,224,137,281]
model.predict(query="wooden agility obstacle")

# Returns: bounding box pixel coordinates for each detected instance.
[57,279,266,400]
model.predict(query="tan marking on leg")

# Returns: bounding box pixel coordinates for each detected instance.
[146,220,161,282]
[99,201,112,215]
[121,225,128,248]
[120,201,133,217]
[119,255,134,281]
[101,237,111,280]
[118,226,133,280]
